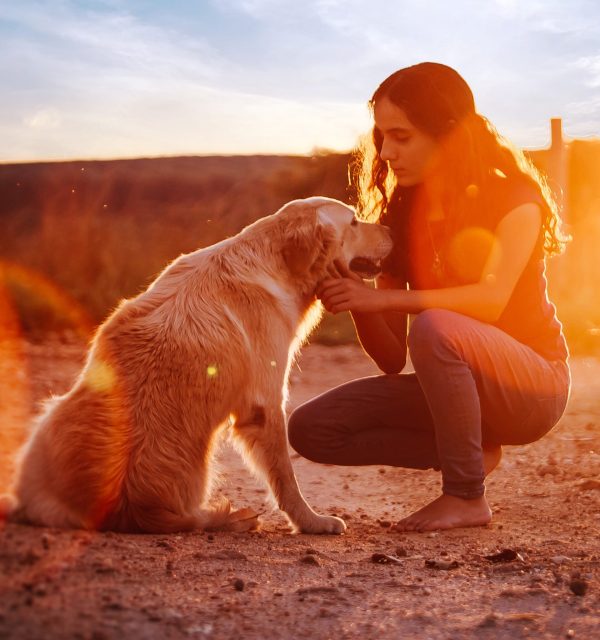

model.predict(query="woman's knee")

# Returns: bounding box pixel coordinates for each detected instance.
[407,308,461,357]
[288,396,350,464]
[287,401,320,458]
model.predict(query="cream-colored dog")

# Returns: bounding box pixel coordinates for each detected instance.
[2,197,391,534]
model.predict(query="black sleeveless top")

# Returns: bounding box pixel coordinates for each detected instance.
[380,176,568,362]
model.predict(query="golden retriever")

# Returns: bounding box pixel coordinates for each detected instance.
[1,197,391,534]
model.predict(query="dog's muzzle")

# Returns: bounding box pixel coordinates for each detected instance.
[349,257,383,280]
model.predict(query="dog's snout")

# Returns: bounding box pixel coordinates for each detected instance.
[379,224,393,255]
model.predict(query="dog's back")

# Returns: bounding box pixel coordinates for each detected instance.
[6,229,293,532]
[3,197,384,535]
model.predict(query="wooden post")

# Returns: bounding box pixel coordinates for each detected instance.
[547,117,569,221]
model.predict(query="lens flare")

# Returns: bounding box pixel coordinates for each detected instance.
[446,226,500,284]
[0,262,94,499]
[0,261,94,339]
[85,359,117,393]
[465,183,479,198]
[0,279,29,496]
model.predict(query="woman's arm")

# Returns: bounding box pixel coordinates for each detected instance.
[350,272,408,374]
[320,203,542,323]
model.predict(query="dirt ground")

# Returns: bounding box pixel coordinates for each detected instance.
[0,338,599,640]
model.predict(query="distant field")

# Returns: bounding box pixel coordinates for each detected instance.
[0,147,599,354]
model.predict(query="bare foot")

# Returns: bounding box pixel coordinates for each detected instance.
[392,446,501,533]
[392,494,492,532]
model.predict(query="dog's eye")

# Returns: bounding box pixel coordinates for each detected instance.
[350,218,358,227]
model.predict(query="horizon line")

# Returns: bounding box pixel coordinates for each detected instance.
[4,137,599,167]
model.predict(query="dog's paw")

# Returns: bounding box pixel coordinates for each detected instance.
[299,514,346,535]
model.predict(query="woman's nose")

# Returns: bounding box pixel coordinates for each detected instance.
[380,137,396,162]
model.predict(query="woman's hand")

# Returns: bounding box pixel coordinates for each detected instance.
[317,260,387,314]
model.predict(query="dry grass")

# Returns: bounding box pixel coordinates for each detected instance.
[0,148,598,353]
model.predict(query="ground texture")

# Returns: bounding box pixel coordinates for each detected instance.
[0,339,599,639]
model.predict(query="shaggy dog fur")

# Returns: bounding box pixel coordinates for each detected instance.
[0,197,391,534]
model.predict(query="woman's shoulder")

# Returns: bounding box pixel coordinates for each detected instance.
[488,171,544,213]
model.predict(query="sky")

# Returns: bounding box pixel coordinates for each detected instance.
[1,0,600,162]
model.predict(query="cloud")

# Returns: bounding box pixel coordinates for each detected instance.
[3,84,369,160]
[0,2,227,86]
[23,109,61,130]
[1,0,599,159]
[0,1,370,160]
[573,56,600,88]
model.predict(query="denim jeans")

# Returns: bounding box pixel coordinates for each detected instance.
[288,309,571,499]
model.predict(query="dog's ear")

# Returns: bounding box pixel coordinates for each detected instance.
[281,207,337,280]
[281,208,320,276]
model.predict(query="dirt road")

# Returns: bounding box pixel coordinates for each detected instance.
[0,339,599,639]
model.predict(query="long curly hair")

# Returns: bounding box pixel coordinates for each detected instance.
[351,62,569,256]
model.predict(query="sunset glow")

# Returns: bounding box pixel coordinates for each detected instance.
[2,1,600,161]
[0,278,29,493]
[0,262,94,339]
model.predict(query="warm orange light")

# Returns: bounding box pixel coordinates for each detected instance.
[0,261,94,339]
[0,279,29,495]
[0,263,94,497]
[446,226,499,284]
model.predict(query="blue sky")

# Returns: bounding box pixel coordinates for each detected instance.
[1,0,599,161]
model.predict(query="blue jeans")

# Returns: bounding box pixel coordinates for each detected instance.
[288,309,571,499]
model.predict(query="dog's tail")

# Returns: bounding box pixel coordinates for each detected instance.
[103,498,259,534]
[205,505,261,533]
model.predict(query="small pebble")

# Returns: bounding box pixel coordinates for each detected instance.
[233,578,245,591]
[300,554,321,566]
[155,540,175,551]
[578,479,600,491]
[569,578,588,596]
[424,559,460,570]
[479,613,498,628]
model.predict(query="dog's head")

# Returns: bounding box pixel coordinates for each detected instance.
[277,197,392,287]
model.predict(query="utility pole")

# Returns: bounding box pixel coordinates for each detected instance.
[547,118,569,220]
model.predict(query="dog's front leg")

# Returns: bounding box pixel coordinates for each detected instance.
[233,407,346,534]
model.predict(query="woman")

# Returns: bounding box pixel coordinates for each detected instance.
[288,62,571,532]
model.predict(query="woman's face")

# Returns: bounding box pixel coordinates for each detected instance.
[373,96,439,187]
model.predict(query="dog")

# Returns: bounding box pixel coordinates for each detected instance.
[1,197,392,534]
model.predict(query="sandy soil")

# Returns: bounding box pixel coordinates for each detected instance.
[0,338,599,640]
